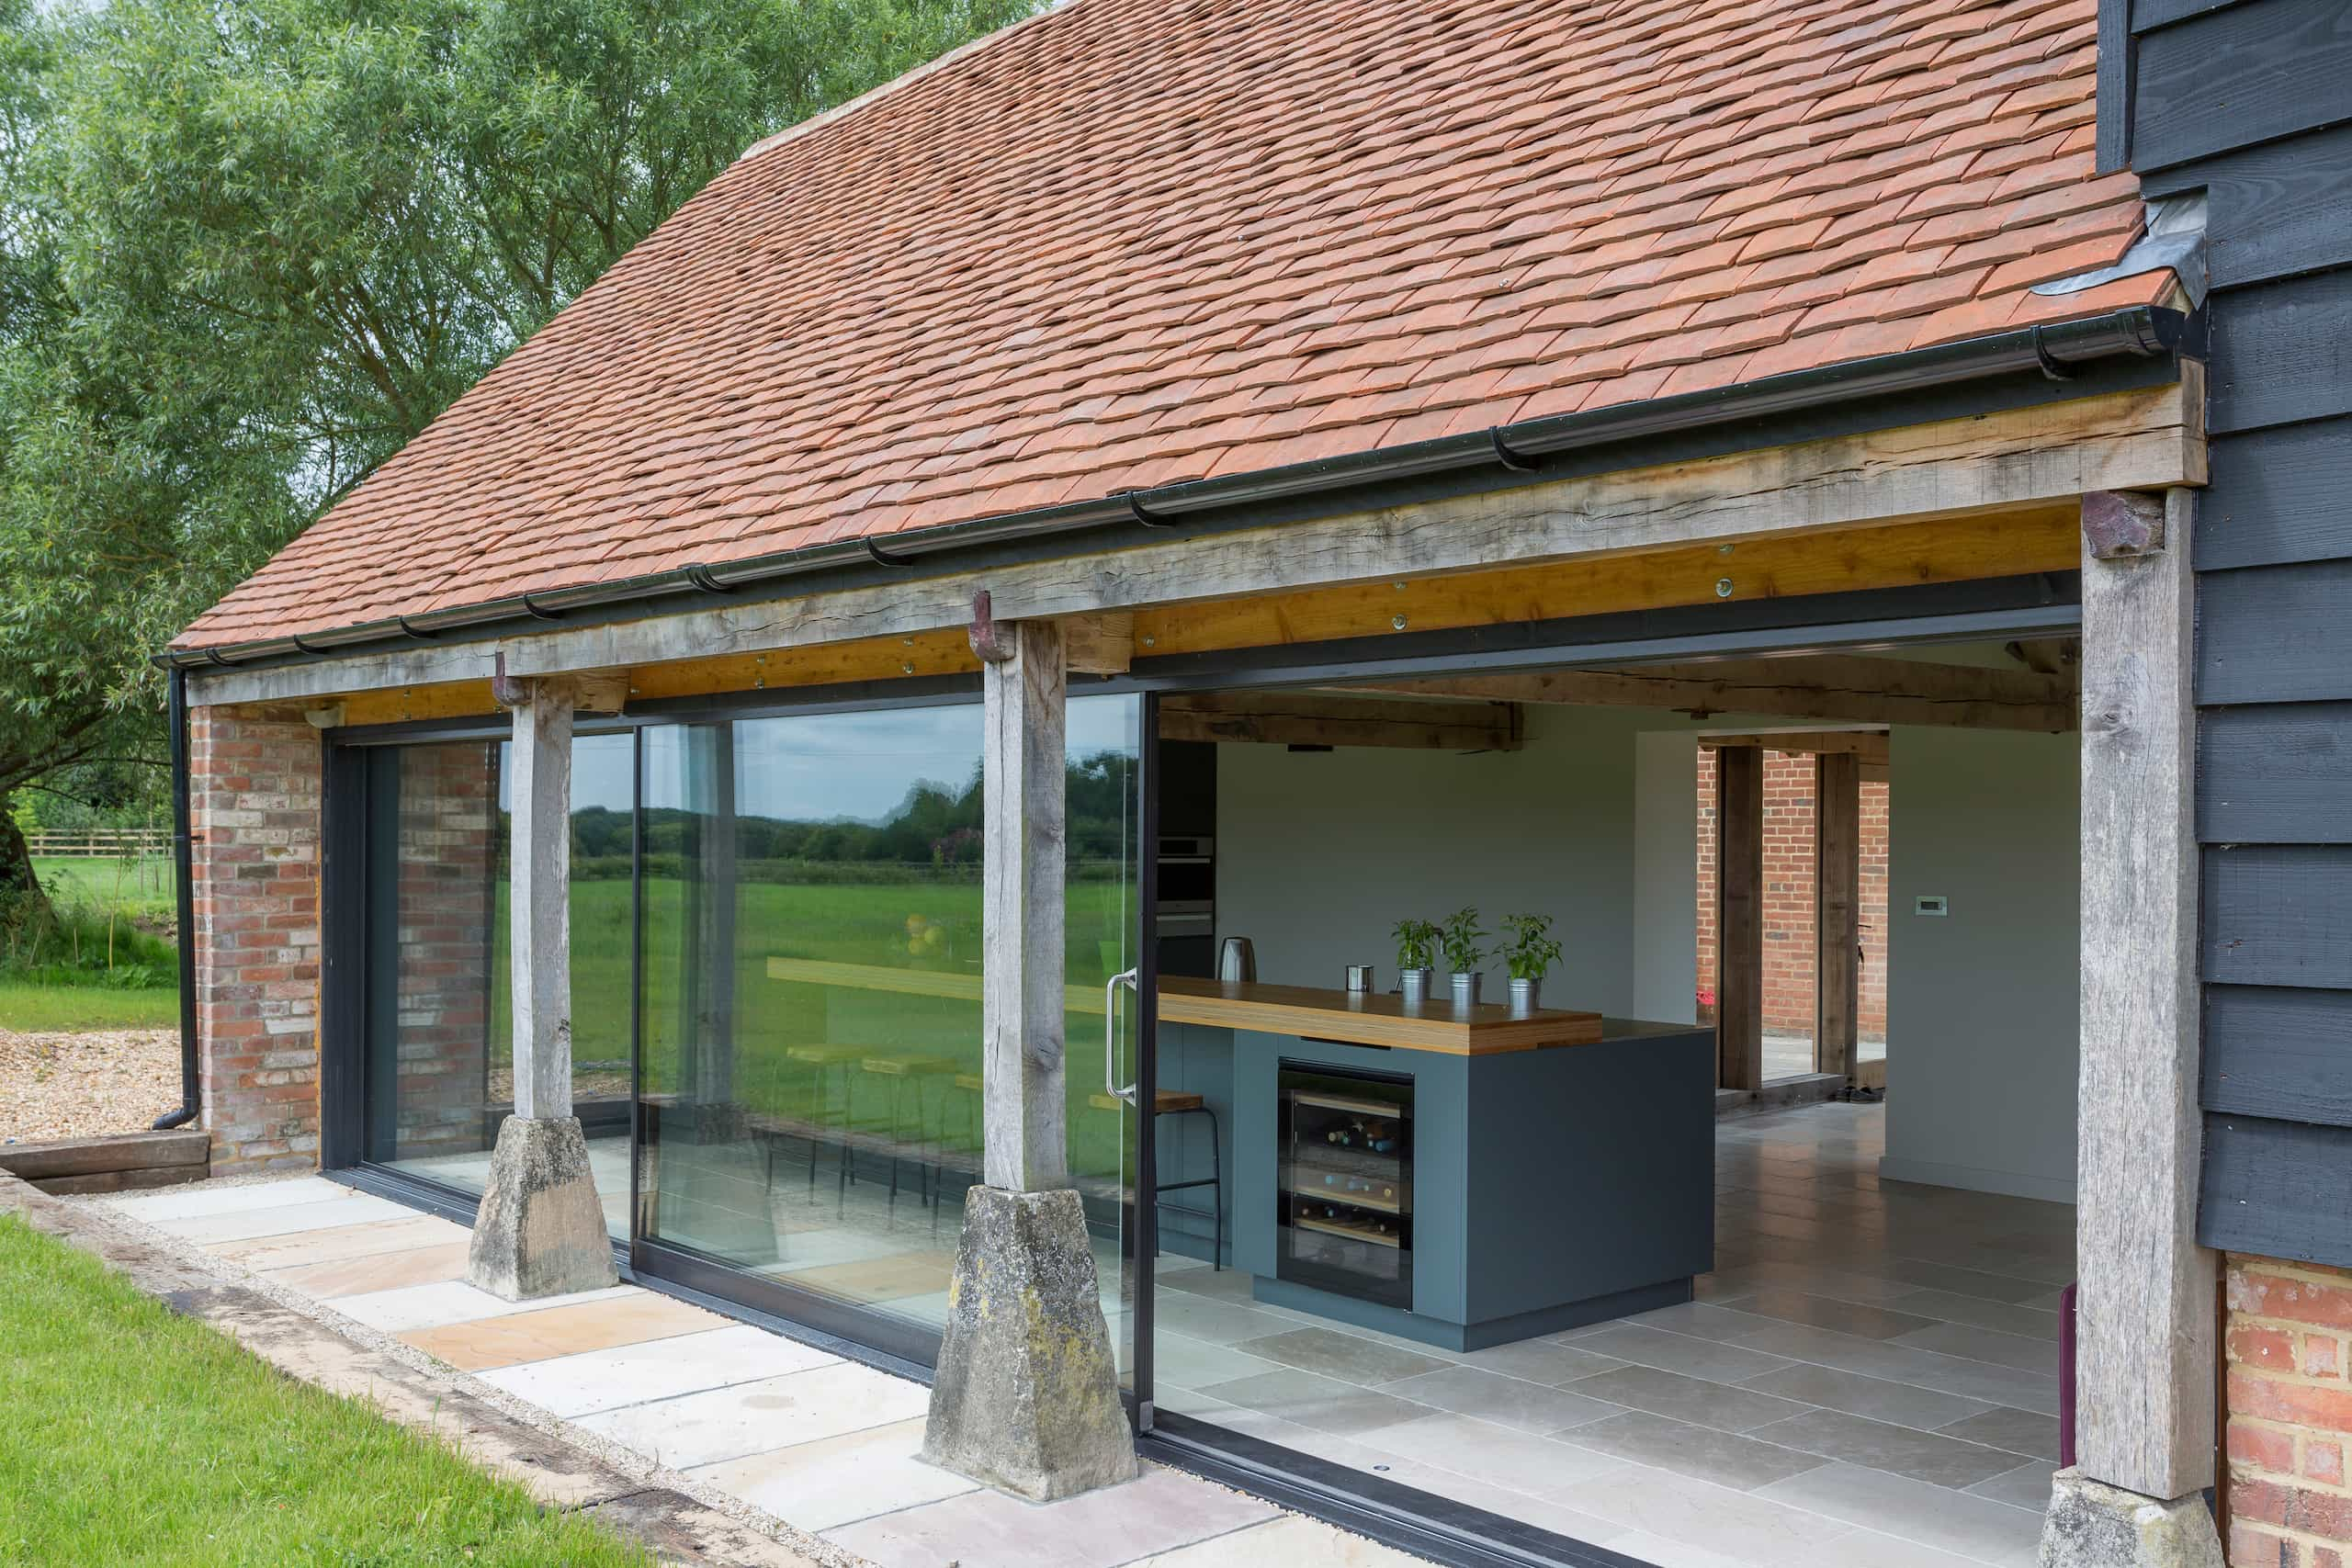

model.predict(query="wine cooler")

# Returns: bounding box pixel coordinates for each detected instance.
[1275,1061,1413,1309]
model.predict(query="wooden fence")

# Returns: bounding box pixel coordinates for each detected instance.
[24,829,171,859]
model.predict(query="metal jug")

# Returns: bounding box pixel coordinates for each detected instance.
[1216,936,1257,984]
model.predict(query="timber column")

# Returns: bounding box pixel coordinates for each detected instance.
[466,666,620,1301]
[922,602,1136,1502]
[2041,490,2222,1568]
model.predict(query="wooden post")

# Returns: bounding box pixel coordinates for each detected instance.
[1716,745,1765,1091]
[2074,487,2214,1501]
[982,618,1069,1192]
[507,680,574,1121]
[1816,750,1861,1083]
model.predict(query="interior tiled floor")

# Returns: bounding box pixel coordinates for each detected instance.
[1153,1101,2067,1568]
[101,1175,1370,1568]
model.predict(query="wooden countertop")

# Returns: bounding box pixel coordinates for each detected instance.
[763,957,1602,1055]
[1157,977,1601,1055]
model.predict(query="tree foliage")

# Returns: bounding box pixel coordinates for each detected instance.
[0,0,1037,904]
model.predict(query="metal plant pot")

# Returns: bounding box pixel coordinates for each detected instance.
[1398,967,1434,1007]
[1508,976,1541,1014]
[1450,971,1483,1009]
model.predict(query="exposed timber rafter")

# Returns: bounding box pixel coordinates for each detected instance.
[1158,693,1523,750]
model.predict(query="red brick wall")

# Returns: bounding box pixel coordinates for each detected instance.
[384,743,499,1160]
[2225,1255,2352,1567]
[1694,749,1890,1044]
[189,707,323,1175]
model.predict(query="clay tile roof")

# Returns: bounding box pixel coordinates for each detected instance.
[177,0,2171,650]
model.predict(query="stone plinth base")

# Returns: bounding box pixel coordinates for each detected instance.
[921,1185,1136,1502]
[2040,1468,2225,1568]
[466,1116,619,1301]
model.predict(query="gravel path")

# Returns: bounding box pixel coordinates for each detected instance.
[0,1028,179,1141]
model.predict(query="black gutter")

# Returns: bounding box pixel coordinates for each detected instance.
[161,305,2190,672]
[153,665,201,1132]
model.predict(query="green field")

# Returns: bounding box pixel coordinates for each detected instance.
[30,856,176,926]
[0,1215,650,1567]
[458,867,1140,1183]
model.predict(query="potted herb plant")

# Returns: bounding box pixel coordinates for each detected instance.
[1498,911,1563,1014]
[1440,906,1486,1009]
[1392,918,1439,1007]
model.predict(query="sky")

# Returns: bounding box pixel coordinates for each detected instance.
[548,694,1138,824]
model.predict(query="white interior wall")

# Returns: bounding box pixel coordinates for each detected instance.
[1214,705,1644,1012]
[1880,725,2082,1202]
[1632,730,1701,1024]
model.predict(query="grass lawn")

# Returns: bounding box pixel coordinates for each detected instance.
[29,855,176,924]
[0,983,179,1033]
[0,1215,650,1568]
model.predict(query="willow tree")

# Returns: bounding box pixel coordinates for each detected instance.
[0,0,1035,908]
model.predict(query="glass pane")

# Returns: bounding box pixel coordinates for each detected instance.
[363,733,634,1238]
[636,696,1141,1358]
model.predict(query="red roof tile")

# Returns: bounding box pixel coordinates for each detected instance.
[178,0,2174,649]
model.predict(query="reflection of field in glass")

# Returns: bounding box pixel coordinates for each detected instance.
[491,869,1139,1183]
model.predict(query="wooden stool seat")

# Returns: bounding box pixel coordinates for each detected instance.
[785,1043,867,1066]
[859,1053,959,1077]
[1154,1090,1206,1113]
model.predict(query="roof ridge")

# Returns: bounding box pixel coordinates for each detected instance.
[732,0,1084,169]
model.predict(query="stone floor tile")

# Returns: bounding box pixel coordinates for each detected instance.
[580,1361,928,1469]
[1564,1364,1814,1435]
[1737,1362,1994,1432]
[1552,1461,1858,1563]
[212,1214,471,1269]
[1728,1288,1941,1341]
[1450,1337,1626,1385]
[1234,1326,1450,1387]
[400,1292,731,1371]
[263,1242,471,1298]
[1359,1411,1628,1496]
[1150,1331,1287,1393]
[1567,1323,1797,1386]
[1376,1365,1622,1435]
[334,1278,634,1334]
[1556,1410,1830,1492]
[479,1324,837,1417]
[1196,1366,1431,1440]
[107,1176,350,1221]
[1887,1290,2064,1342]
[153,1193,419,1245]
[1937,1406,2063,1462]
[823,1464,1276,1568]
[1892,1322,2058,1376]
[1125,1513,1430,1566]
[1747,1407,2024,1489]
[688,1417,977,1531]
[1965,1460,2058,1512]
[1757,1461,2046,1567]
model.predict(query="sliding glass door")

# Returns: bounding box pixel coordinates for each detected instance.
[630,694,1148,1368]
[355,733,634,1235]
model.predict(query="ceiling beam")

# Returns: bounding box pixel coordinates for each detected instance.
[1337,654,2078,732]
[1697,731,1892,763]
[1159,693,1522,750]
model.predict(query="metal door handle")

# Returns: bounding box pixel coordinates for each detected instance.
[1105,967,1139,1105]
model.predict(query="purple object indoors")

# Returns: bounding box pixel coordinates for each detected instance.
[2059,1280,2078,1469]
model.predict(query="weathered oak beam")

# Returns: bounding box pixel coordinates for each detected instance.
[1715,745,1765,1093]
[981,618,1069,1193]
[2072,487,2214,1502]
[1159,693,1522,750]
[1816,751,1862,1083]
[1697,731,1890,763]
[505,682,574,1122]
[1347,654,2078,733]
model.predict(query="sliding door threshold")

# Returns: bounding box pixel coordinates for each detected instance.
[1141,1411,1655,1568]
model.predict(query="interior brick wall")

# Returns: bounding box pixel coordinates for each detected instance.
[386,743,499,1160]
[1695,749,1890,1045]
[2225,1255,2352,1567]
[189,707,323,1176]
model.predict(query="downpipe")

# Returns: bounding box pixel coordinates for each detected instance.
[153,665,200,1132]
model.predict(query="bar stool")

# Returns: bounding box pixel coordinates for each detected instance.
[1088,1089,1225,1271]
[782,1043,865,1191]
[854,1052,959,1213]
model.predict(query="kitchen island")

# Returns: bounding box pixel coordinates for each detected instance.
[1155,978,1713,1351]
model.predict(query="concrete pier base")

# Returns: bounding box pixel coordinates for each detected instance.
[2039,1468,2225,1568]
[921,1185,1136,1502]
[466,1116,619,1301]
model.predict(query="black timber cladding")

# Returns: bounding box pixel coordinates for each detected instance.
[2106,0,2352,1261]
